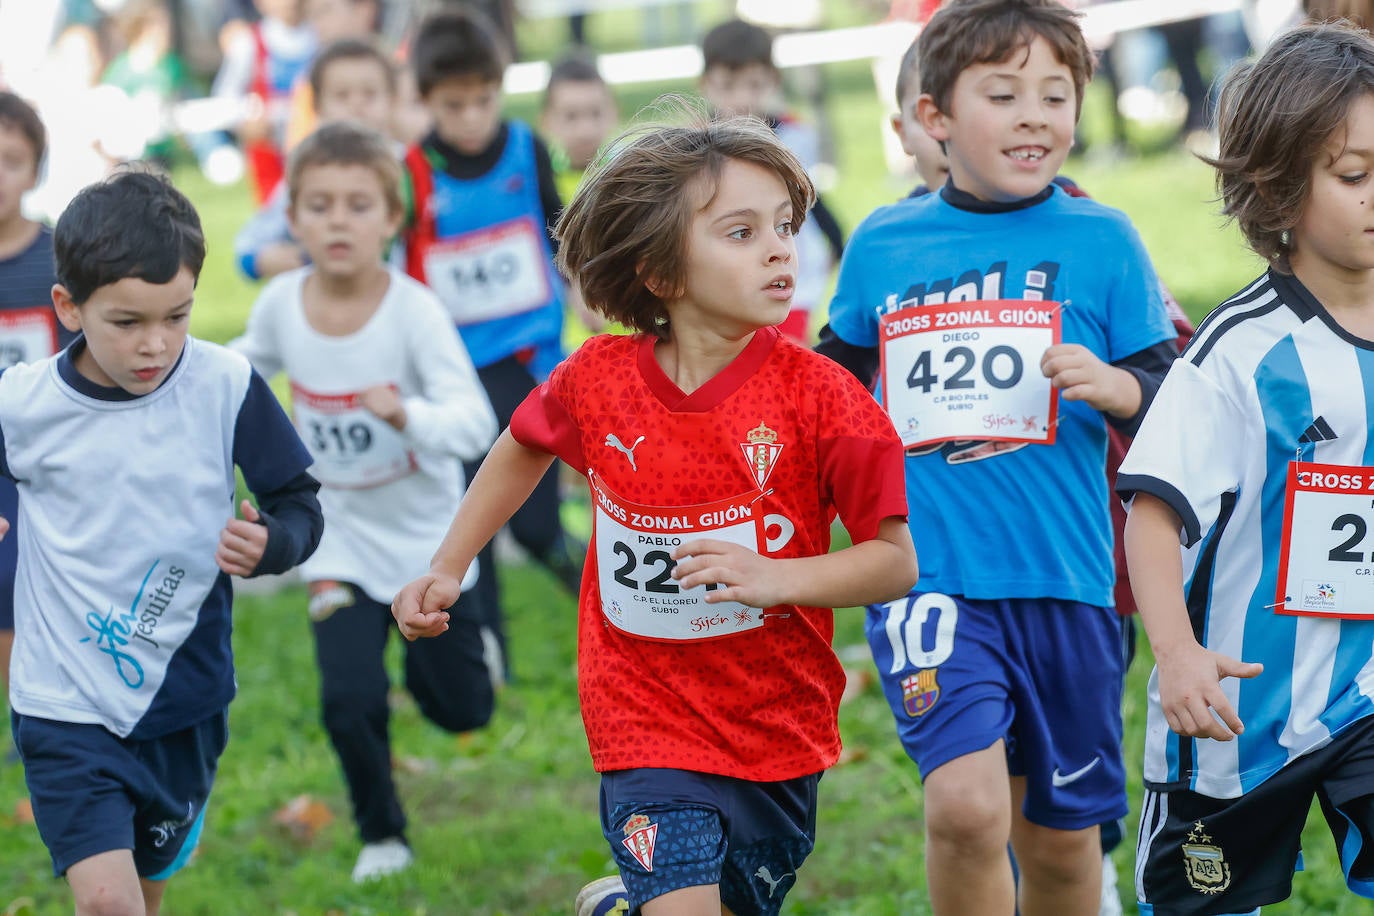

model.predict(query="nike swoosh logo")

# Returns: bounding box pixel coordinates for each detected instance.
[1051,757,1101,787]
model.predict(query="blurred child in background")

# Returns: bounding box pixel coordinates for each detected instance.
[207,0,315,200]
[402,8,587,678]
[0,92,75,740]
[235,38,398,281]
[540,52,619,202]
[232,121,499,884]
[699,18,845,344]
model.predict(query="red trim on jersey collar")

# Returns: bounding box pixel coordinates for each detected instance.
[637,327,779,412]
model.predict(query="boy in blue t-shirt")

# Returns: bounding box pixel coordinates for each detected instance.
[0,92,76,714]
[821,2,1176,913]
[401,8,586,671]
[2,169,323,914]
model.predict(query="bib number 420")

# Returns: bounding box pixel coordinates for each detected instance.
[906,345,1025,393]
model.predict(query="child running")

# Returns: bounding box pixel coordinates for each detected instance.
[0,91,75,715]
[231,121,499,884]
[823,1,1177,913]
[4,168,323,914]
[1122,22,1374,913]
[393,113,918,916]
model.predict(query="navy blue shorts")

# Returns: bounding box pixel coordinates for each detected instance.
[599,768,819,915]
[12,709,228,878]
[866,590,1127,830]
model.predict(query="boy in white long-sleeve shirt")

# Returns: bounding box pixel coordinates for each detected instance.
[231,121,499,884]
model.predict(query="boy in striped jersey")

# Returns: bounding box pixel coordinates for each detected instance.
[1121,22,1374,914]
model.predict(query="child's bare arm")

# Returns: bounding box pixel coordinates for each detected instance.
[1126,492,1262,741]
[393,430,556,640]
[670,517,917,611]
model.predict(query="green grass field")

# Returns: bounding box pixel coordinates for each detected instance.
[0,19,1362,914]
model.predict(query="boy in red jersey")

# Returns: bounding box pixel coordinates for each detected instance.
[393,114,918,915]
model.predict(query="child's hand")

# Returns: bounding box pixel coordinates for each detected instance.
[0,515,9,540]
[217,499,268,577]
[359,385,406,430]
[1040,344,1135,415]
[670,539,785,608]
[392,573,462,640]
[1155,640,1263,741]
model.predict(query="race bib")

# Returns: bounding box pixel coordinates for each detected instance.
[879,300,1060,450]
[0,306,59,368]
[590,470,767,642]
[1276,462,1374,619]
[423,216,552,326]
[291,382,417,489]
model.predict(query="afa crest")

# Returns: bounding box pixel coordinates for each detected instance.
[740,421,783,490]
[1182,821,1230,894]
[901,669,940,717]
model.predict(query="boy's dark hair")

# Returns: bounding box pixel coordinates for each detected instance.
[701,19,775,72]
[894,37,922,111]
[556,109,814,339]
[1208,22,1374,267]
[54,168,205,305]
[542,51,607,110]
[411,8,508,96]
[919,0,1094,119]
[309,38,397,105]
[0,91,46,172]
[287,121,403,216]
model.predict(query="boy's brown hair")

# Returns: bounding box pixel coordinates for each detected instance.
[918,0,1094,119]
[0,91,46,173]
[701,19,775,73]
[286,121,402,216]
[1306,0,1374,28]
[556,111,814,339]
[1209,22,1374,267]
[894,37,923,110]
[308,37,397,106]
[542,51,608,110]
[411,8,508,96]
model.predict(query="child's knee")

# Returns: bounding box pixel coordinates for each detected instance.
[924,762,1011,851]
[414,683,494,734]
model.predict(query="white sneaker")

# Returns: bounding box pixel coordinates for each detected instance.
[1099,853,1123,916]
[351,837,413,883]
[575,875,630,916]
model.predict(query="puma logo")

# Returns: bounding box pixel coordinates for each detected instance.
[755,865,792,897]
[604,433,645,471]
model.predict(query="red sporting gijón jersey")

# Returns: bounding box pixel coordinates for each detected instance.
[511,327,907,780]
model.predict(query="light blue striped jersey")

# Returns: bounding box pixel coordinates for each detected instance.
[1119,270,1374,798]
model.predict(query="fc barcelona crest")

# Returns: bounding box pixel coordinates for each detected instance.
[901,668,940,717]
[1182,821,1230,894]
[740,421,784,490]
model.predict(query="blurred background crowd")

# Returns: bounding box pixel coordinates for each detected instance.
[0,0,1318,232]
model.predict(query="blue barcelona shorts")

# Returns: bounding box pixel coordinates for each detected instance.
[599,767,819,915]
[12,709,228,878]
[865,590,1126,830]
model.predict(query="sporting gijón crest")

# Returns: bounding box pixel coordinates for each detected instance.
[622,813,658,871]
[740,421,783,490]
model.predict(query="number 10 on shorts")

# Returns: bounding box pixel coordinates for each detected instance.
[878,300,1061,450]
